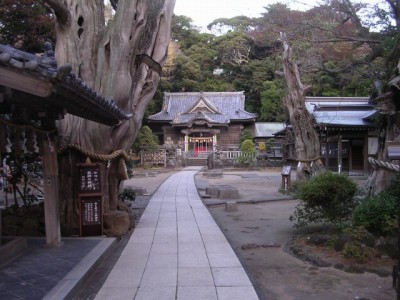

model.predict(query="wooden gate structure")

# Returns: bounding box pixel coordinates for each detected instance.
[0,43,132,246]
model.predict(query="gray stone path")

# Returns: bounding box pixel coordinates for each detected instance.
[95,167,259,300]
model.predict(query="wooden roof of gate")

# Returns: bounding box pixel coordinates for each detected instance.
[0,42,132,128]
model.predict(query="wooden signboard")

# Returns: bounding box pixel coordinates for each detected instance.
[78,163,101,194]
[77,163,103,236]
[80,196,102,236]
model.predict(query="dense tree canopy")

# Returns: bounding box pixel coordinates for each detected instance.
[3,1,398,123]
[145,0,399,125]
[0,0,55,52]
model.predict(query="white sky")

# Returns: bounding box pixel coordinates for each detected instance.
[173,0,318,28]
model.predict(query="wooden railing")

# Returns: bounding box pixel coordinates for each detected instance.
[140,148,167,167]
[140,148,283,167]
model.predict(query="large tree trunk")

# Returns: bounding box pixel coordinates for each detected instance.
[367,77,400,195]
[42,0,175,231]
[280,32,324,180]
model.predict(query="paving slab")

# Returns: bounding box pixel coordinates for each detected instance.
[94,167,260,299]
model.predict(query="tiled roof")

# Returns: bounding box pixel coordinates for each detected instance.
[173,111,230,125]
[148,92,256,125]
[305,97,377,127]
[0,43,132,126]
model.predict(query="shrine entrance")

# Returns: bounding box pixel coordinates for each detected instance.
[189,135,213,157]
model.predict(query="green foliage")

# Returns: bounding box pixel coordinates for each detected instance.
[161,1,399,122]
[131,125,159,153]
[0,0,55,52]
[118,188,136,202]
[240,129,253,144]
[172,15,205,48]
[241,139,256,154]
[201,78,232,92]
[342,226,374,242]
[339,226,377,262]
[342,241,369,263]
[353,175,400,235]
[237,139,256,167]
[289,172,358,227]
[207,16,255,32]
[260,80,287,122]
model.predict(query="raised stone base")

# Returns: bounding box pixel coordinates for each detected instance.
[103,211,130,237]
[225,201,238,212]
[205,186,219,197]
[203,169,223,178]
[205,185,239,199]
[218,185,239,199]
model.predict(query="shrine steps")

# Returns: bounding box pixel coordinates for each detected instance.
[186,157,207,166]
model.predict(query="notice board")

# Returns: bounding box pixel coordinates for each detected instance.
[78,163,102,193]
[77,163,103,236]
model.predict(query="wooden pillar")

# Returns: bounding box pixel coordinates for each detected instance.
[364,133,369,175]
[325,129,329,170]
[184,134,189,152]
[338,134,342,173]
[42,134,61,247]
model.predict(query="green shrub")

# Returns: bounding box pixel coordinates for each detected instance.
[118,188,136,202]
[131,125,159,153]
[342,241,369,263]
[289,172,358,227]
[353,176,400,235]
[240,128,253,144]
[237,139,256,167]
[342,226,375,246]
[241,139,256,153]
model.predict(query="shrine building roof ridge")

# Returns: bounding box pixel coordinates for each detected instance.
[148,91,256,124]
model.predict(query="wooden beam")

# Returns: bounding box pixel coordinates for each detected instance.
[0,67,52,97]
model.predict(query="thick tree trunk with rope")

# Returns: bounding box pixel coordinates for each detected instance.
[41,0,175,233]
[367,76,400,195]
[279,32,324,180]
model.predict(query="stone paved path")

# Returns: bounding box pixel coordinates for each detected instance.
[95,167,259,300]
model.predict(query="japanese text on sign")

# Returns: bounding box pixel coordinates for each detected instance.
[82,198,101,225]
[78,165,101,193]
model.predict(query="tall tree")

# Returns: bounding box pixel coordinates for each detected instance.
[280,32,324,180]
[39,0,175,231]
[366,0,400,194]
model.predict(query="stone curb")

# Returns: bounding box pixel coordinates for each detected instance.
[43,238,116,300]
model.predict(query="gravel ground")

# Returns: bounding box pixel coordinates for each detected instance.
[124,167,396,300]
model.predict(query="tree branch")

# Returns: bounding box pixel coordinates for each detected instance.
[305,37,381,44]
[39,0,70,26]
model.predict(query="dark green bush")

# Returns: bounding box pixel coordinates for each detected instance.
[289,172,358,227]
[118,188,136,202]
[353,175,400,235]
